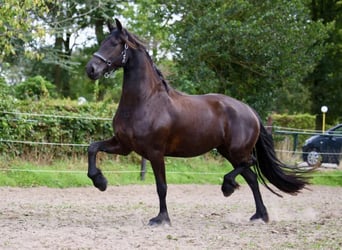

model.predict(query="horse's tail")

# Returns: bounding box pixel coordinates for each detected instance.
[254,121,309,196]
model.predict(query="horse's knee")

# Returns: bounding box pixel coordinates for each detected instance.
[88,142,99,155]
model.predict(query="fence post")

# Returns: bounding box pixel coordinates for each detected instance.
[140,157,147,181]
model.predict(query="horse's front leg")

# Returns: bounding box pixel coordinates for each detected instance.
[88,136,130,191]
[148,155,170,226]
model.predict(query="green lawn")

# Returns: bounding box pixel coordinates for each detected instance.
[0,155,341,188]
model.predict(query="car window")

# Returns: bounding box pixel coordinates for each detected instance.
[330,126,342,136]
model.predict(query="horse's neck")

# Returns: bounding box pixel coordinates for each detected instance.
[120,51,166,106]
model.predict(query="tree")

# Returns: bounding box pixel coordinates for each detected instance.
[0,0,50,84]
[168,0,329,118]
[121,0,175,60]
[0,0,49,61]
[306,0,342,125]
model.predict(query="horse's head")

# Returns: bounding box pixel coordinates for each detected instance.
[86,19,134,80]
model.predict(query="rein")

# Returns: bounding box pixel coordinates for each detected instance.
[93,43,129,78]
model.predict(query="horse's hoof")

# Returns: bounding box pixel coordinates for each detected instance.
[222,187,234,197]
[148,213,171,226]
[94,178,107,191]
[89,172,108,191]
[221,182,238,197]
[250,212,269,223]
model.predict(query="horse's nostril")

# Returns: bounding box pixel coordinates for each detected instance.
[90,65,95,75]
[86,62,97,78]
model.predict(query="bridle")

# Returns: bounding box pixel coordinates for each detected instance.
[93,43,129,78]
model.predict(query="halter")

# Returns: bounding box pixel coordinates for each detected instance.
[93,43,129,78]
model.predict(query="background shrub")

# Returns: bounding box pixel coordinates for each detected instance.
[0,98,116,161]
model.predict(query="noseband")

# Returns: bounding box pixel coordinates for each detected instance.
[93,43,129,78]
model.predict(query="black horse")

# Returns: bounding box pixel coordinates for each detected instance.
[86,19,308,225]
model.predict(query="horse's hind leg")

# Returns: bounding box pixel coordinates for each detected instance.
[88,136,130,191]
[218,146,269,222]
[221,165,245,197]
[241,168,269,223]
[217,146,250,197]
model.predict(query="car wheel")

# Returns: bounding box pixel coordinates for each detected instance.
[306,148,322,167]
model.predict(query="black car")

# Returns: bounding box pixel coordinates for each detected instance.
[302,124,342,167]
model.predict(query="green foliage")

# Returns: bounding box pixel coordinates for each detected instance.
[0,77,11,96]
[0,0,49,60]
[305,0,342,124]
[14,76,58,100]
[271,113,316,130]
[121,0,174,60]
[271,113,317,150]
[169,0,329,118]
[0,97,116,160]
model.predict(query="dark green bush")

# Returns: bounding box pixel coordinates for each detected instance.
[0,98,116,161]
[14,75,58,100]
[271,113,316,130]
[270,113,317,155]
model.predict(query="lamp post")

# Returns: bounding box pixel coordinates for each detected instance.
[321,106,328,133]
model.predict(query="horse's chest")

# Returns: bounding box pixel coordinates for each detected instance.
[114,113,134,137]
[113,109,149,142]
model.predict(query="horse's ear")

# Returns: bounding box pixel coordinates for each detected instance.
[115,18,123,32]
[107,21,115,32]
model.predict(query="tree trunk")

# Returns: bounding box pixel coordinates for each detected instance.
[95,19,105,45]
[54,36,64,94]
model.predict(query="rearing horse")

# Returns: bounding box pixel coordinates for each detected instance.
[86,19,308,225]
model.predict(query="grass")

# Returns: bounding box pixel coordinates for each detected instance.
[308,168,342,186]
[0,155,341,188]
[0,155,236,188]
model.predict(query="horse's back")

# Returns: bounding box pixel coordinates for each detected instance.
[174,92,258,127]
[164,92,260,157]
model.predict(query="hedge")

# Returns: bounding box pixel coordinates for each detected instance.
[0,97,116,160]
[270,113,316,130]
[270,113,317,161]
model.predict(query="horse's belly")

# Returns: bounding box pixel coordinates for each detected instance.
[166,148,212,158]
[165,131,222,157]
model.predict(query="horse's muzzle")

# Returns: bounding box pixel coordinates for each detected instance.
[86,60,105,80]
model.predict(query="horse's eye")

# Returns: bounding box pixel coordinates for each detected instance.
[110,40,118,47]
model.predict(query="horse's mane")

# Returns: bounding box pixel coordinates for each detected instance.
[124,30,170,92]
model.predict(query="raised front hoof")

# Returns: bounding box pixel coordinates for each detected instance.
[148,213,171,226]
[221,182,239,197]
[250,211,269,223]
[88,172,108,191]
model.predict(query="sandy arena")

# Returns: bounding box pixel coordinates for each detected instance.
[1,184,341,249]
